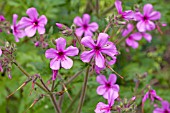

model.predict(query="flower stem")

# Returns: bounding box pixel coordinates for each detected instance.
[73,33,85,51]
[76,65,91,113]
[50,94,62,113]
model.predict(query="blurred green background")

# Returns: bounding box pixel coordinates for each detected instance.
[0,0,170,113]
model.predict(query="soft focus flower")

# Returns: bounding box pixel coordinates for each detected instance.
[95,90,117,113]
[52,70,58,81]
[20,7,47,37]
[115,0,134,20]
[81,33,118,68]
[11,14,26,42]
[135,4,161,32]
[45,37,79,70]
[142,89,162,106]
[74,14,98,37]
[153,101,170,113]
[122,24,152,49]
[96,74,119,99]
[0,15,5,32]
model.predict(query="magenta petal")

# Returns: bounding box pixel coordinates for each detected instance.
[56,37,66,51]
[142,92,149,104]
[142,33,152,42]
[101,41,117,57]
[135,12,143,21]
[146,20,155,31]
[122,24,134,37]
[112,84,120,92]
[81,50,94,63]
[45,48,57,59]
[130,32,142,40]
[65,46,79,56]
[108,74,117,85]
[50,58,60,70]
[126,38,139,49]
[88,22,99,32]
[38,15,47,25]
[0,49,2,56]
[75,27,84,37]
[84,29,93,37]
[38,26,45,34]
[97,33,109,47]
[131,41,139,49]
[162,101,170,110]
[108,90,117,106]
[149,11,161,20]
[95,52,105,68]
[143,4,153,16]
[13,14,18,25]
[96,75,107,85]
[81,36,95,49]
[61,56,73,69]
[74,16,83,26]
[96,85,107,95]
[115,0,122,14]
[20,17,32,28]
[153,108,164,113]
[26,7,39,20]
[52,70,58,80]
[25,25,36,37]
[137,21,146,32]
[95,102,109,113]
[82,14,90,24]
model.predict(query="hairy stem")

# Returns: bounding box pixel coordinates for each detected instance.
[76,65,91,113]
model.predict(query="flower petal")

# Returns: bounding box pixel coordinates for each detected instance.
[95,102,109,113]
[130,32,142,40]
[65,46,79,56]
[38,15,47,25]
[108,74,117,85]
[88,22,99,32]
[142,92,149,104]
[55,37,66,51]
[122,24,134,37]
[81,36,95,49]
[96,85,107,95]
[96,75,107,85]
[137,21,146,32]
[81,50,94,63]
[115,0,122,14]
[74,16,83,26]
[161,101,170,110]
[134,12,143,21]
[61,56,73,69]
[82,14,90,24]
[108,90,118,105]
[146,20,155,31]
[95,52,105,68]
[52,70,58,81]
[149,11,161,20]
[20,17,32,28]
[84,29,93,37]
[13,14,18,25]
[26,7,38,20]
[97,33,109,47]
[45,48,58,59]
[25,25,36,37]
[50,58,60,70]
[143,4,153,16]
[75,27,84,37]
[38,26,45,34]
[0,49,2,56]
[142,32,152,42]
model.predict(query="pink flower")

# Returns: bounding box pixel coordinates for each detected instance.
[81,33,118,68]
[45,37,79,70]
[74,14,98,37]
[52,70,58,81]
[20,7,47,37]
[95,90,117,113]
[11,14,26,42]
[115,0,134,20]
[122,24,152,49]
[96,74,119,99]
[0,15,5,32]
[142,89,162,106]
[153,101,170,113]
[135,4,161,32]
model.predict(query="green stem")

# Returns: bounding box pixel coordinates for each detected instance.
[73,33,85,51]
[76,65,91,113]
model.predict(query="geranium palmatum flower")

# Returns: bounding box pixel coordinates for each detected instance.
[20,7,47,37]
[0,48,2,56]
[96,74,119,99]
[153,101,170,113]
[122,24,152,49]
[115,0,134,20]
[74,14,98,37]
[81,33,118,68]
[45,37,79,70]
[0,15,5,32]
[11,14,26,42]
[135,4,161,32]
[142,89,162,106]
[95,90,117,113]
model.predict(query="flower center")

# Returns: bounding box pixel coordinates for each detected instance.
[106,83,111,88]
[58,51,64,56]
[83,24,88,30]
[143,16,148,21]
[164,110,169,113]
[94,46,101,51]
[33,21,38,26]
